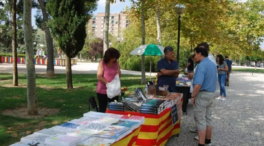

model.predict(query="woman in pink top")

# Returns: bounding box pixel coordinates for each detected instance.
[97,48,121,112]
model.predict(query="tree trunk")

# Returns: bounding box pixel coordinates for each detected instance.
[66,56,73,89]
[12,0,18,86]
[103,0,110,54]
[140,0,146,84]
[156,6,163,60]
[23,0,38,115]
[156,7,161,46]
[37,0,54,77]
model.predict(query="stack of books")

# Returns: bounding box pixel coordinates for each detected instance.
[140,99,166,114]
[122,99,141,112]
[108,102,125,111]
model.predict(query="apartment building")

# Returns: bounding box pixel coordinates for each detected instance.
[87,12,130,40]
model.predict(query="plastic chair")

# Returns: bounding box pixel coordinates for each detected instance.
[89,96,99,112]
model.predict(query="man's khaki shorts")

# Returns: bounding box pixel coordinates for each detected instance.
[193,91,215,130]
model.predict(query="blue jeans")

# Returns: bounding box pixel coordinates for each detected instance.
[218,74,226,97]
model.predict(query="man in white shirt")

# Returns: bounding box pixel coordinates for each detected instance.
[200,42,217,65]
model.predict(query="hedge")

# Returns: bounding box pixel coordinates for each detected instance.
[0,53,26,57]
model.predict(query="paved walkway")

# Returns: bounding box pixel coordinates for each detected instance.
[166,72,264,146]
[0,62,157,76]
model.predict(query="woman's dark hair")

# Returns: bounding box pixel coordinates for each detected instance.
[194,46,208,57]
[217,54,224,65]
[103,47,120,63]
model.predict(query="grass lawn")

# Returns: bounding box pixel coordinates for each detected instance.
[0,73,144,146]
[233,68,264,73]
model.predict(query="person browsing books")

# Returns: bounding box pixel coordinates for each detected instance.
[97,48,121,113]
[191,46,217,146]
[186,54,195,73]
[157,46,179,92]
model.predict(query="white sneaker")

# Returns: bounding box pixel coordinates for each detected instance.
[194,135,199,140]
[189,126,198,133]
[216,96,221,100]
[221,97,227,101]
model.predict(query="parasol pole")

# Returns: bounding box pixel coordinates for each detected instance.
[150,57,152,81]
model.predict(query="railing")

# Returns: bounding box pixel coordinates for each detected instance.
[0,56,77,66]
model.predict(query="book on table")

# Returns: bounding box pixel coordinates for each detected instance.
[35,128,66,136]
[10,141,31,146]
[77,122,108,131]
[59,122,80,129]
[68,117,99,126]
[20,133,51,146]
[111,120,140,131]
[83,111,123,120]
[77,137,116,146]
[121,115,145,124]
[50,126,76,133]
[45,134,89,146]
[93,125,131,141]
[83,111,106,118]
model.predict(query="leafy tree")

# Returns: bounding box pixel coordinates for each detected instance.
[0,0,38,53]
[90,38,103,57]
[47,0,97,89]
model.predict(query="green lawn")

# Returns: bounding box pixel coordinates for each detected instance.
[233,68,264,73]
[0,73,144,146]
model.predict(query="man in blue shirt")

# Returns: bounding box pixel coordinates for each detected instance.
[191,46,217,146]
[157,46,179,92]
[225,56,232,86]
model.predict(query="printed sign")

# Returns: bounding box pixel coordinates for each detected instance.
[171,104,178,125]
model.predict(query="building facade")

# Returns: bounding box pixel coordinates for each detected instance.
[87,12,129,40]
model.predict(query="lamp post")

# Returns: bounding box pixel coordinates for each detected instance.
[175,4,186,63]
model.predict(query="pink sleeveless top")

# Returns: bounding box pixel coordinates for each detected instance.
[97,60,118,94]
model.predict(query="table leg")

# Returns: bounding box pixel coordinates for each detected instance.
[175,87,190,115]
